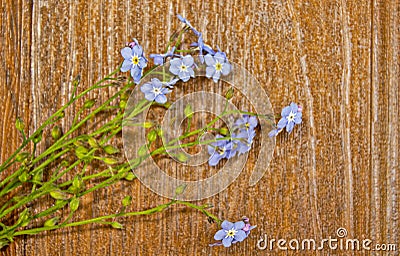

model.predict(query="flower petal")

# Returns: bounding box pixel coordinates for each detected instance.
[206,66,215,79]
[144,92,155,101]
[169,64,180,75]
[121,59,133,72]
[121,47,133,59]
[133,45,143,56]
[294,112,302,124]
[221,63,231,75]
[277,117,288,129]
[182,55,194,66]
[281,105,291,117]
[155,94,167,104]
[233,221,245,230]
[286,121,295,132]
[204,54,216,66]
[214,230,226,240]
[221,220,233,230]
[140,83,153,93]
[138,57,147,68]
[212,71,221,83]
[289,102,298,112]
[234,230,247,242]
[222,237,233,247]
[208,153,222,166]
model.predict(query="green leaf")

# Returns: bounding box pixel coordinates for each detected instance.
[84,99,96,109]
[88,137,99,149]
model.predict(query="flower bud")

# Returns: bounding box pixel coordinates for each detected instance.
[16,152,29,162]
[138,145,148,157]
[102,157,118,165]
[75,146,89,159]
[176,152,188,162]
[225,87,234,100]
[44,217,60,227]
[70,197,80,212]
[103,145,120,155]
[32,130,43,144]
[147,130,157,143]
[124,172,136,181]
[122,196,132,207]
[88,137,99,149]
[15,117,25,132]
[50,190,69,200]
[119,100,127,109]
[51,126,62,140]
[111,222,123,229]
[84,99,96,109]
[143,122,153,128]
[175,184,187,195]
[18,171,29,183]
[219,127,229,136]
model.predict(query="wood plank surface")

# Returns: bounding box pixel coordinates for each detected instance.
[0,0,399,255]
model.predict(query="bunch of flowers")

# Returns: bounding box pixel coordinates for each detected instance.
[0,14,302,251]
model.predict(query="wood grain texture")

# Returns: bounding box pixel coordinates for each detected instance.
[1,0,399,255]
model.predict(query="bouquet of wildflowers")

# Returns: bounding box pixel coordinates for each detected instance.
[0,15,301,250]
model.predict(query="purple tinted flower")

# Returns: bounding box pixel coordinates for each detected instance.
[169,55,195,82]
[140,78,171,104]
[241,216,257,237]
[213,220,247,247]
[269,102,302,137]
[121,40,148,84]
[177,14,201,36]
[207,135,233,166]
[204,52,231,82]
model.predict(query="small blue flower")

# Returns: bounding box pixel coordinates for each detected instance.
[204,52,231,82]
[235,115,258,133]
[177,14,201,36]
[207,135,233,166]
[231,129,256,156]
[213,220,247,247]
[150,47,177,66]
[169,55,195,82]
[121,39,148,84]
[269,102,302,137]
[140,78,171,104]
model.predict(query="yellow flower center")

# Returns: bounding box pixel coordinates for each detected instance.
[217,147,226,156]
[132,56,139,65]
[245,122,250,129]
[288,112,296,122]
[215,62,223,72]
[225,228,237,238]
[180,64,188,72]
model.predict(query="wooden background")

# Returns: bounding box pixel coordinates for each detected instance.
[1,0,399,255]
